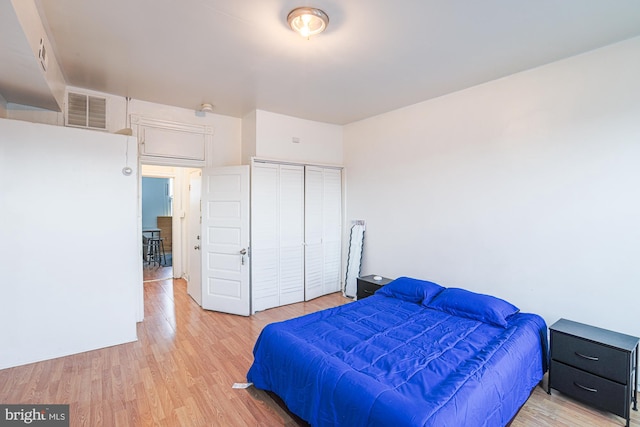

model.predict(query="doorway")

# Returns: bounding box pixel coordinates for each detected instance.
[142,176,174,281]
[140,165,202,286]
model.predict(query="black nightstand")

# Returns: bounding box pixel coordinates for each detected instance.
[548,318,639,427]
[356,275,393,300]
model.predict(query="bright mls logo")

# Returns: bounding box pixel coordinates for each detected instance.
[0,405,69,427]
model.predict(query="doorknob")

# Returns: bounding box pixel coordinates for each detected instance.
[194,245,200,250]
[239,248,247,255]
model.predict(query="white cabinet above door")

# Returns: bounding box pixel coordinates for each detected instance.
[132,115,212,166]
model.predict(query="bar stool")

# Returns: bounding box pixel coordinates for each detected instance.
[142,228,161,263]
[147,237,166,266]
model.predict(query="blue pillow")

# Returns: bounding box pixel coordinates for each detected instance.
[425,288,519,328]
[375,276,444,304]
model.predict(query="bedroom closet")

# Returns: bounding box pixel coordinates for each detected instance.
[251,161,342,312]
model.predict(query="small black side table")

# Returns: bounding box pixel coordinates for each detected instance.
[548,318,639,427]
[356,275,393,300]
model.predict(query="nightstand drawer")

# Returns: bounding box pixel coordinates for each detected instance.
[552,332,629,383]
[357,280,381,299]
[550,360,628,417]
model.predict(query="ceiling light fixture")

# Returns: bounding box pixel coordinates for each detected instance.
[200,103,214,113]
[287,7,329,38]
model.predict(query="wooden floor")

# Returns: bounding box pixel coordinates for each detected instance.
[142,263,174,282]
[1,270,638,426]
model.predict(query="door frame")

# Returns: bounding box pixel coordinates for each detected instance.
[186,169,203,305]
[136,162,201,321]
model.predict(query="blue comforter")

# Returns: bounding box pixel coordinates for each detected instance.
[248,294,547,427]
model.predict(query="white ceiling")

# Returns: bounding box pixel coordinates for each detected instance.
[4,1,640,124]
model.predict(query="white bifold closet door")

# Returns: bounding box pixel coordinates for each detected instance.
[304,166,342,301]
[251,162,305,312]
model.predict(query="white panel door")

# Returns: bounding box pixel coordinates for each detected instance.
[304,166,325,301]
[201,166,250,316]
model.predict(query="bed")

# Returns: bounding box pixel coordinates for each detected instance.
[247,277,548,426]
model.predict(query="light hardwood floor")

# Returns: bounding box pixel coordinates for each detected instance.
[1,274,637,426]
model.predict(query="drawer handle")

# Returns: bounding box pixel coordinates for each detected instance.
[574,382,597,393]
[575,351,599,361]
[364,289,374,294]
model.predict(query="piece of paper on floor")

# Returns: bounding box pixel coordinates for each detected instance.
[232,382,253,389]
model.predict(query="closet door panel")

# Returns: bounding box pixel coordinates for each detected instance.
[323,168,342,294]
[251,162,304,310]
[305,166,342,299]
[323,241,342,294]
[279,165,305,305]
[304,167,323,245]
[253,163,342,307]
[251,164,279,311]
[279,247,304,304]
[304,167,324,301]
[252,249,278,311]
[304,244,323,300]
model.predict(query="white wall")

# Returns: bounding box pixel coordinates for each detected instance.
[4,92,243,325]
[344,36,640,338]
[255,110,343,165]
[241,110,257,164]
[6,102,63,126]
[0,118,139,369]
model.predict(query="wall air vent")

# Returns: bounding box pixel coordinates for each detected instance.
[66,92,107,130]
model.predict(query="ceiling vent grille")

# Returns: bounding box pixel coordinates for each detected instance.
[66,92,107,130]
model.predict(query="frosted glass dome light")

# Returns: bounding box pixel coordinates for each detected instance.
[287,7,329,38]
